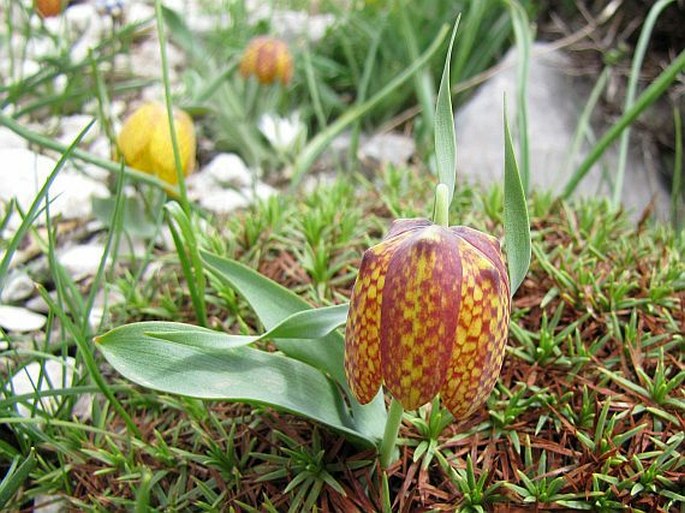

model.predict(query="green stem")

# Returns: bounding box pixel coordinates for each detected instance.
[379,397,404,469]
[154,0,191,215]
[433,183,450,227]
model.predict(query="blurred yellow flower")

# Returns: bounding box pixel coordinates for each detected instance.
[345,219,510,417]
[116,102,196,186]
[240,36,293,86]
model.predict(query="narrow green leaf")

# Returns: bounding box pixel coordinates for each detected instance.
[614,0,676,207]
[563,48,685,198]
[258,304,349,342]
[0,448,36,508]
[503,102,531,296]
[434,17,460,204]
[96,322,375,446]
[139,322,257,349]
[200,250,386,442]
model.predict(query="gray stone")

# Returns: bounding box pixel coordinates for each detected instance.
[455,42,669,219]
[58,114,98,146]
[1,271,35,303]
[202,153,252,187]
[193,188,251,214]
[0,127,27,149]
[88,286,125,330]
[25,294,51,315]
[360,132,416,166]
[32,494,68,513]
[0,149,109,229]
[0,305,46,332]
[9,357,92,422]
[58,243,106,281]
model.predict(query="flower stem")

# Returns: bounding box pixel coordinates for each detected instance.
[433,183,450,227]
[379,397,404,469]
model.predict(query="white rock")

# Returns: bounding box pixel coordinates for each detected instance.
[128,37,185,80]
[53,172,110,221]
[193,188,250,214]
[360,132,416,165]
[58,243,106,281]
[65,4,107,62]
[33,494,68,513]
[0,305,46,332]
[0,127,27,149]
[25,292,55,315]
[248,182,277,202]
[125,2,155,25]
[58,114,98,146]
[31,494,67,513]
[455,42,669,219]
[88,285,125,330]
[9,357,92,421]
[0,149,109,228]
[1,272,35,303]
[202,153,252,187]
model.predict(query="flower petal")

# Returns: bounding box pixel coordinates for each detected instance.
[380,226,462,410]
[440,235,510,417]
[344,231,414,404]
[385,218,432,239]
[451,226,510,298]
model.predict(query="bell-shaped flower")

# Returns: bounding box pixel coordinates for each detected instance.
[344,219,510,417]
[116,102,196,186]
[240,36,294,86]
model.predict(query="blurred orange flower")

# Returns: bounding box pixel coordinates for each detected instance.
[240,36,293,86]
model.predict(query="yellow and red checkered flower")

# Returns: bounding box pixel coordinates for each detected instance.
[344,219,510,417]
[239,36,293,86]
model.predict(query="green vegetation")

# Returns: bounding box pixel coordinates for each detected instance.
[1,0,683,511]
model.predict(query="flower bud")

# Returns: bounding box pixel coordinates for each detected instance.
[345,219,510,417]
[240,36,293,86]
[116,102,196,186]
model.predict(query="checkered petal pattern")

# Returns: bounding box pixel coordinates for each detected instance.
[344,219,510,417]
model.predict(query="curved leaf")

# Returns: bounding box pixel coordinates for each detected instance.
[201,251,345,382]
[200,250,386,443]
[258,304,349,342]
[434,17,460,205]
[95,322,375,446]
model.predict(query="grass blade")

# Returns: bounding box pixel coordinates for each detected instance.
[504,100,531,295]
[614,0,676,207]
[0,448,36,508]
[563,48,685,198]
